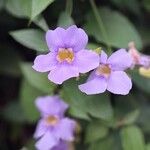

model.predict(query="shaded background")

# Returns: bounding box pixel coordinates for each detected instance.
[0,0,150,149]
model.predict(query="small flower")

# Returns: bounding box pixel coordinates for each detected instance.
[79,49,132,95]
[128,42,150,68]
[33,25,99,84]
[34,96,76,150]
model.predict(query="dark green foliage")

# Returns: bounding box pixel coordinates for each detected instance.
[0,0,150,149]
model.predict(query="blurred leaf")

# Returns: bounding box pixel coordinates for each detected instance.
[6,0,49,31]
[62,79,113,121]
[3,101,27,123]
[61,82,90,120]
[130,70,150,94]
[123,109,140,125]
[113,95,140,127]
[0,47,21,76]
[20,79,41,123]
[84,7,142,49]
[33,15,49,31]
[86,43,100,50]
[31,0,54,20]
[0,0,5,11]
[146,143,150,150]
[20,63,56,93]
[57,11,74,28]
[6,0,31,18]
[138,26,150,46]
[137,96,150,133]
[89,133,121,150]
[87,94,113,120]
[85,120,109,143]
[111,0,140,15]
[68,106,90,120]
[120,125,145,150]
[10,29,48,52]
[143,0,150,11]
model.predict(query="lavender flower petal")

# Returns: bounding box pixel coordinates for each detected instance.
[46,27,66,51]
[100,51,108,64]
[32,52,57,72]
[107,71,132,95]
[52,141,68,150]
[35,96,68,117]
[34,119,47,139]
[48,64,79,84]
[108,49,132,71]
[75,50,99,73]
[65,25,88,51]
[55,118,76,141]
[79,77,107,94]
[35,132,58,150]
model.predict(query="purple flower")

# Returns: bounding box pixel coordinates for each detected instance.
[34,96,76,150]
[128,42,150,68]
[33,25,99,84]
[79,49,132,95]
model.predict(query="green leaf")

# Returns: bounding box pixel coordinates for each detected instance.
[143,0,150,12]
[6,0,54,20]
[10,29,48,52]
[61,81,90,120]
[120,125,145,150]
[6,0,31,18]
[86,43,100,50]
[33,15,49,31]
[137,97,150,133]
[84,7,142,49]
[146,143,150,150]
[138,26,150,47]
[87,94,113,120]
[57,11,74,28]
[31,0,54,20]
[89,133,121,150]
[20,79,41,123]
[110,0,140,15]
[3,101,27,123]
[20,63,56,94]
[85,120,109,143]
[123,109,140,125]
[130,70,150,94]
[113,95,140,127]
[6,0,49,31]
[68,106,90,120]
[62,79,113,120]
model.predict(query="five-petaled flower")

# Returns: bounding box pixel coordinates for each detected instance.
[79,49,132,95]
[33,25,99,84]
[34,96,76,150]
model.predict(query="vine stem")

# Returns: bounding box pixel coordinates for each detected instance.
[66,0,73,16]
[89,0,111,53]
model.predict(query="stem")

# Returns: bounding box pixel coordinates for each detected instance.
[89,0,111,53]
[66,0,73,16]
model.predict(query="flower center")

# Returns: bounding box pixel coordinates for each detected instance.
[96,64,111,77]
[45,116,59,126]
[57,48,74,63]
